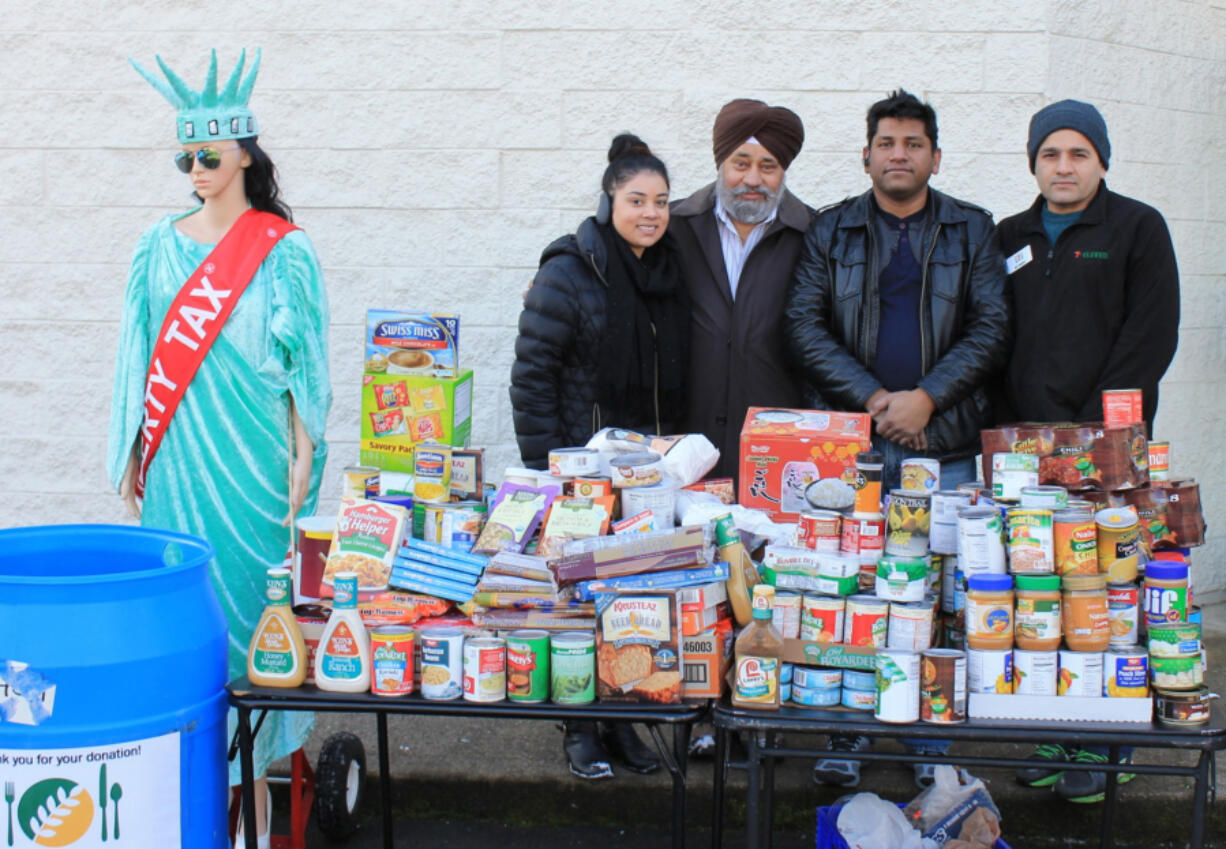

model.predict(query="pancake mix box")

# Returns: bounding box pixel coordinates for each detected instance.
[738,408,872,521]
[360,370,473,474]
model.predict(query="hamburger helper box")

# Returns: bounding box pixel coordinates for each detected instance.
[738,408,872,522]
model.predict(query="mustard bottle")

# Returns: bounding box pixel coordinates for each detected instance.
[314,571,372,692]
[247,568,308,688]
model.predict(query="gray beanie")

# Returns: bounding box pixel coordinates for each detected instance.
[1027,99,1110,173]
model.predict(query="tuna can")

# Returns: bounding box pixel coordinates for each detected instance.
[957,506,1007,575]
[875,649,921,723]
[921,649,967,724]
[343,465,381,498]
[609,452,665,488]
[842,687,877,710]
[800,594,845,642]
[1006,508,1055,574]
[1150,654,1202,692]
[621,482,678,528]
[780,663,794,685]
[1102,388,1144,428]
[791,683,841,707]
[1096,508,1141,584]
[419,627,466,701]
[1154,686,1214,727]
[1021,485,1069,510]
[1147,441,1170,482]
[885,490,931,556]
[992,453,1040,500]
[888,601,935,651]
[875,555,928,602]
[1054,509,1098,575]
[505,629,551,703]
[794,666,843,690]
[772,591,802,639]
[370,625,416,696]
[798,509,843,552]
[550,630,596,704]
[780,680,792,703]
[462,636,506,702]
[1148,622,1202,658]
[900,457,941,493]
[841,512,886,556]
[843,668,877,691]
[1057,649,1104,697]
[967,648,1013,693]
[1013,649,1058,696]
[1105,645,1150,696]
[548,447,601,477]
[1107,582,1140,647]
[843,595,890,647]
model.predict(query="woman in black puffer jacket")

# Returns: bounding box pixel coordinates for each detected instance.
[509,135,689,780]
[510,134,689,470]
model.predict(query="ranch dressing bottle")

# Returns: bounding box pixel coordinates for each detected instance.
[247,568,308,688]
[732,585,784,710]
[314,572,372,692]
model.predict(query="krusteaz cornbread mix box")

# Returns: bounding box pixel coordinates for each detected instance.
[360,371,473,474]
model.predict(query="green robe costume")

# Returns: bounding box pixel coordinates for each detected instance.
[107,210,331,785]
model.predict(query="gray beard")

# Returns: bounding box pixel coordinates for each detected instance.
[716,176,784,225]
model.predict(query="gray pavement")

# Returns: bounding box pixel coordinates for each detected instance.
[265,602,1226,848]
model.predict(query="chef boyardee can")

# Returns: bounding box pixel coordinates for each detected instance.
[505,629,551,703]
[550,630,596,704]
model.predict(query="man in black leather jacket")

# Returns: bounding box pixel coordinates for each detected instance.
[784,89,1010,789]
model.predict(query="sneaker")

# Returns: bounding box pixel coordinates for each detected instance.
[601,722,661,775]
[1015,743,1071,788]
[812,735,870,787]
[688,733,716,759]
[1054,750,1136,803]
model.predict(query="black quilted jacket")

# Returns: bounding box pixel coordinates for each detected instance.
[510,217,684,469]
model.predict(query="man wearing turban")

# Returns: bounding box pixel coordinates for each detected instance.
[671,98,813,485]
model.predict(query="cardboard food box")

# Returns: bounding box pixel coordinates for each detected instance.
[365,310,460,378]
[360,370,473,473]
[969,693,1153,723]
[553,526,707,587]
[682,619,733,699]
[980,422,1149,492]
[596,590,683,703]
[738,408,872,522]
[781,638,878,671]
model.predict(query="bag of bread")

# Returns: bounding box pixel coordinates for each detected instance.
[595,589,683,703]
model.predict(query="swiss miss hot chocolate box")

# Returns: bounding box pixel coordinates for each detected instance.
[595,590,683,704]
[365,310,460,379]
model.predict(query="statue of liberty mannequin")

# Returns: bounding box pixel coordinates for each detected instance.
[107,49,331,849]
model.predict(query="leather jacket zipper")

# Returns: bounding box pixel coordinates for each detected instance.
[862,224,876,364]
[919,223,942,375]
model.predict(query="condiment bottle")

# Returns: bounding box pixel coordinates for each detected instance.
[853,451,885,512]
[1014,574,1062,651]
[965,574,1014,650]
[1144,560,1190,628]
[717,513,760,626]
[732,585,784,710]
[247,568,308,687]
[1062,573,1111,652]
[314,571,372,692]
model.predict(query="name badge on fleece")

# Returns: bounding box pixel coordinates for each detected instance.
[1005,245,1033,274]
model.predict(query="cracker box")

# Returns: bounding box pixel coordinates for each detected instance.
[596,590,683,703]
[738,408,872,521]
[360,370,473,473]
[682,619,733,699]
[365,310,460,378]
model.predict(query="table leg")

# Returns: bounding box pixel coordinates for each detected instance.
[746,731,761,849]
[711,726,727,849]
[377,713,393,849]
[237,706,258,849]
[1098,744,1119,849]
[762,731,776,848]
[671,722,690,849]
[1190,750,1210,849]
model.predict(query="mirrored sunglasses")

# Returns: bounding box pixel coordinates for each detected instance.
[174,146,238,174]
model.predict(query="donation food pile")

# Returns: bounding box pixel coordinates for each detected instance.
[243,313,1209,727]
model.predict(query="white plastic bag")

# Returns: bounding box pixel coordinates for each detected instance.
[836,793,931,849]
[584,428,718,487]
[903,765,1000,844]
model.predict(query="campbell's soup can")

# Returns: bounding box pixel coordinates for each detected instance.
[419,627,465,700]
[1054,509,1098,575]
[293,604,331,686]
[1147,441,1170,481]
[843,595,889,647]
[1102,388,1143,428]
[797,509,842,552]
[463,636,506,702]
[921,649,966,723]
[1107,582,1140,647]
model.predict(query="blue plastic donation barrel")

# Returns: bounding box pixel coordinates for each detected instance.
[0,524,228,849]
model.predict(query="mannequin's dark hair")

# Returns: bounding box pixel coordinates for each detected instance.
[191,136,293,221]
[600,133,669,195]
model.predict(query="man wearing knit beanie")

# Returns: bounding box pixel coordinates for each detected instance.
[999,101,1180,803]
[671,99,814,487]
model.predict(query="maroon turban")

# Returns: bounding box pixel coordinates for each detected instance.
[712,98,805,169]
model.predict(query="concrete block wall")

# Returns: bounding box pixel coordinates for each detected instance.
[2,1,1223,594]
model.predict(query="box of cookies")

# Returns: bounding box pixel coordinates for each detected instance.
[595,590,683,704]
[359,370,473,474]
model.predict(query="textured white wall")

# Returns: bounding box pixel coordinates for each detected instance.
[2,1,1223,592]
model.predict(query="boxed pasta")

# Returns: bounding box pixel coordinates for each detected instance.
[322,497,409,597]
[596,589,683,703]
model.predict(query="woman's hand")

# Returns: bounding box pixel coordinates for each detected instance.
[120,444,142,519]
[283,402,313,527]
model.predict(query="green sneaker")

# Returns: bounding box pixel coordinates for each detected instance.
[1054,749,1136,803]
[1015,743,1070,787]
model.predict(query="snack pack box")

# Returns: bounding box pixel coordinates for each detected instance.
[365,310,460,378]
[738,408,872,522]
[595,590,683,703]
[360,370,473,473]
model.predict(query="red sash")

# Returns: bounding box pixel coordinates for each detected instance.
[136,209,301,498]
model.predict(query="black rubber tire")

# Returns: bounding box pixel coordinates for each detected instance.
[315,732,366,841]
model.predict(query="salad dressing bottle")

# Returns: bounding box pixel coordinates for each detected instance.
[716,513,760,626]
[314,571,372,692]
[732,584,784,710]
[247,568,308,688]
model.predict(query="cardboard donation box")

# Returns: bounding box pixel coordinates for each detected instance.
[738,408,872,521]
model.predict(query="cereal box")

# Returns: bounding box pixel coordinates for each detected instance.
[596,590,683,703]
[365,310,460,378]
[738,408,872,521]
[359,370,473,474]
[322,497,409,596]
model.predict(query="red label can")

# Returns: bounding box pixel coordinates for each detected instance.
[841,512,885,554]
[798,510,842,551]
[1102,389,1143,428]
[370,626,416,696]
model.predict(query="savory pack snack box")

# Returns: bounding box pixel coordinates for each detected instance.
[738,408,872,521]
[596,590,683,703]
[359,370,473,473]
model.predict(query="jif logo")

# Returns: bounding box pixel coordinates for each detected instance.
[1074,250,1109,259]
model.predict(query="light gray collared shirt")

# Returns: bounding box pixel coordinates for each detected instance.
[714,197,777,299]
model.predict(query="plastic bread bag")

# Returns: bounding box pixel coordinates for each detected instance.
[836,792,933,849]
[903,766,1000,845]
[942,807,1002,849]
[585,428,719,487]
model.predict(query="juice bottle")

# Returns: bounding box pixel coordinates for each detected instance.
[247,568,308,687]
[314,571,372,692]
[716,513,760,626]
[732,585,784,710]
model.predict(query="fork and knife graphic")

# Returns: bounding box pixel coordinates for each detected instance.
[99,764,123,841]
